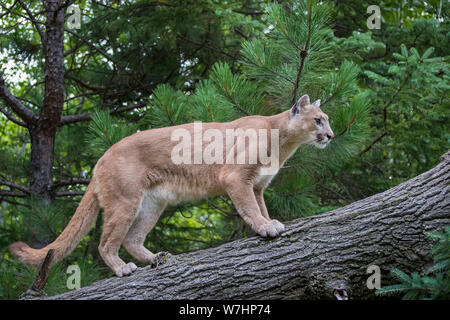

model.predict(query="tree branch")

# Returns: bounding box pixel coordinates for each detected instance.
[359,131,389,156]
[64,28,124,68]
[64,73,106,92]
[54,191,85,197]
[0,1,36,23]
[17,0,46,49]
[0,190,28,198]
[0,105,27,127]
[52,178,90,189]
[0,180,30,194]
[232,9,264,16]
[59,100,149,126]
[0,73,36,125]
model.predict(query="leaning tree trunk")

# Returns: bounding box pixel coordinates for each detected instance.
[46,152,450,300]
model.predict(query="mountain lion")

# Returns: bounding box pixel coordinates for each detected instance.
[10,94,334,277]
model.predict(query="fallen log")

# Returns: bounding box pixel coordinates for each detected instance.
[47,151,450,300]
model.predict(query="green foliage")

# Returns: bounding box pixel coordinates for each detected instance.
[327,14,450,199]
[376,226,450,300]
[87,111,139,155]
[145,84,188,127]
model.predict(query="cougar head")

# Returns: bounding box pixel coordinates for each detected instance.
[289,94,334,149]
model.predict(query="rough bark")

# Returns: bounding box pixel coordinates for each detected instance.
[47,151,450,300]
[28,0,65,200]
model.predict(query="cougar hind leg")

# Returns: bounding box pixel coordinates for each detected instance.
[122,189,168,266]
[98,196,141,277]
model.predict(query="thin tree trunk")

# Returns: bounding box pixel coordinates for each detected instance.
[45,151,450,300]
[29,0,65,201]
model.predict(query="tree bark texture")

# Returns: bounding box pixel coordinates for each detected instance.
[29,0,65,200]
[46,152,450,300]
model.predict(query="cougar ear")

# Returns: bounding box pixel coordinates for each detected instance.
[291,94,310,117]
[312,99,321,108]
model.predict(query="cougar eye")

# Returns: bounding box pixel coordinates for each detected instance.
[315,118,321,125]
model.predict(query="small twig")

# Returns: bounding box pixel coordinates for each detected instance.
[31,249,54,292]
[335,115,357,138]
[359,131,389,156]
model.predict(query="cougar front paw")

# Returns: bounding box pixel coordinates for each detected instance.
[272,219,285,233]
[115,262,138,277]
[257,220,284,238]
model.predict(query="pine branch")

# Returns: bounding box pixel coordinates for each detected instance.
[359,131,389,156]
[51,178,91,189]
[0,180,31,194]
[63,41,84,57]
[0,73,36,125]
[232,9,264,16]
[0,105,27,127]
[335,115,357,138]
[0,180,30,193]
[0,198,31,207]
[59,100,149,125]
[64,73,106,92]
[64,28,125,69]
[0,1,40,25]
[0,190,28,198]
[17,0,46,49]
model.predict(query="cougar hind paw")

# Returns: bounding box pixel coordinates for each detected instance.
[151,252,171,268]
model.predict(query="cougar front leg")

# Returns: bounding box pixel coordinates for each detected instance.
[254,187,285,234]
[226,182,283,237]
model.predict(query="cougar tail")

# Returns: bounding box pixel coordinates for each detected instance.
[9,179,100,268]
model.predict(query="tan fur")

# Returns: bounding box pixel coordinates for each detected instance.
[9,94,334,277]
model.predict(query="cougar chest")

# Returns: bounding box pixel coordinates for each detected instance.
[254,167,280,188]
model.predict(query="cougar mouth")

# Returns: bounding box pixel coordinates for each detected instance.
[316,134,327,143]
[314,135,329,149]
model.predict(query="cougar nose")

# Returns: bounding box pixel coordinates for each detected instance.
[327,133,334,140]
